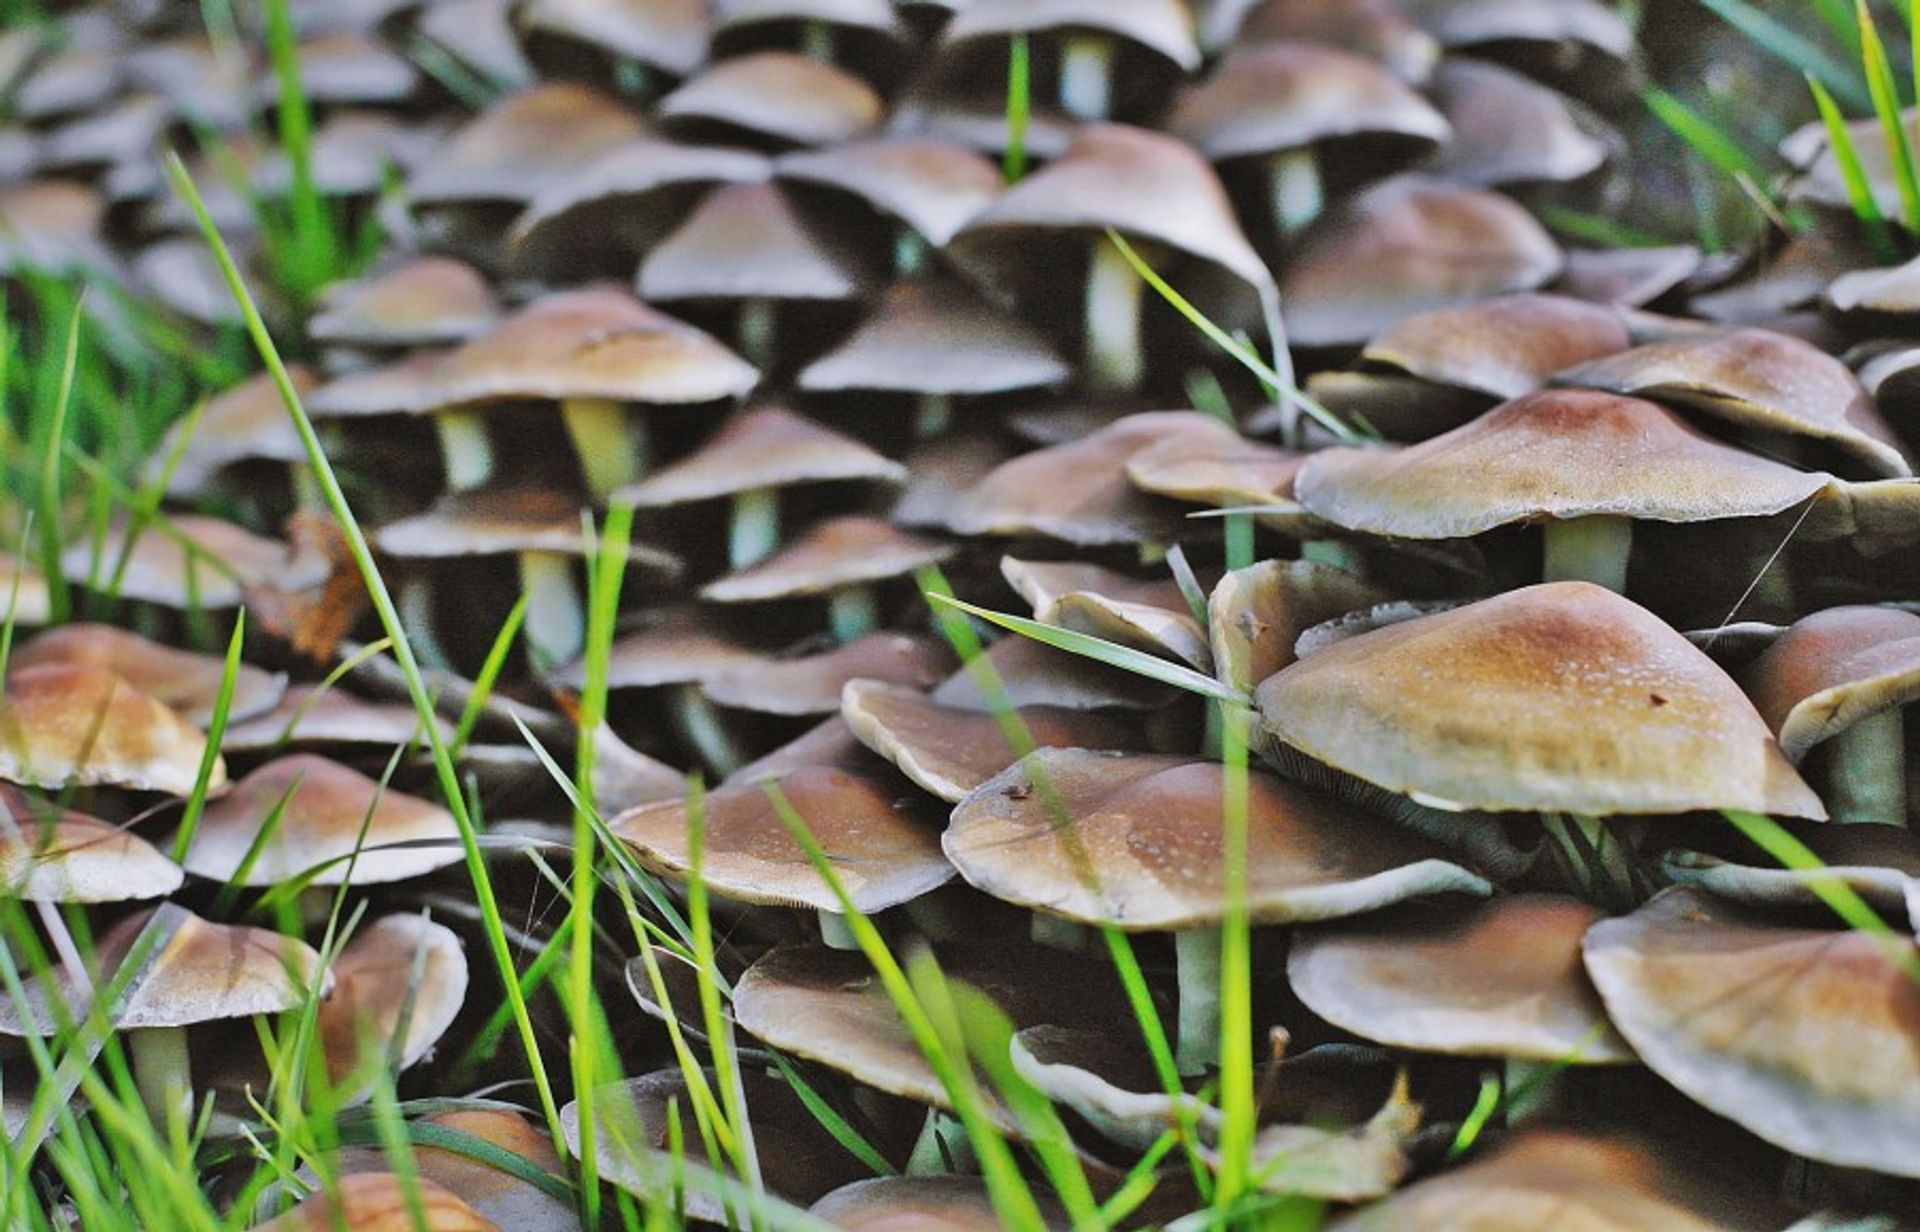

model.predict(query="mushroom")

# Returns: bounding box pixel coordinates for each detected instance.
[61,514,322,615]
[776,138,1002,276]
[1423,57,1612,191]
[307,257,500,361]
[0,783,183,904]
[1001,557,1212,671]
[221,685,454,756]
[1398,0,1636,102]
[1662,822,1920,919]
[712,0,903,67]
[929,634,1178,714]
[934,0,1199,123]
[703,632,954,716]
[1229,0,1438,83]
[947,749,1491,1074]
[699,516,954,642]
[311,915,466,1101]
[812,1176,1069,1231]
[143,369,314,505]
[0,664,226,796]
[324,1108,570,1230]
[517,0,709,92]
[248,1173,496,1231]
[655,50,880,149]
[12,623,285,728]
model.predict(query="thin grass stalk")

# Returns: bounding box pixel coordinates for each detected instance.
[1856,0,1920,230]
[31,299,79,626]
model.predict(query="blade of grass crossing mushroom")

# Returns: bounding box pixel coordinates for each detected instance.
[1005,34,1031,183]
[1210,701,1257,1212]
[1807,73,1900,259]
[768,1051,897,1176]
[1186,370,1257,573]
[450,592,529,758]
[1856,0,1920,231]
[32,298,79,626]
[166,153,568,1152]
[168,614,246,865]
[1642,86,1766,183]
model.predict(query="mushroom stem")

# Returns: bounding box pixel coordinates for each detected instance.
[1543,813,1638,908]
[914,393,952,439]
[817,910,858,951]
[1503,1057,1556,1122]
[1174,925,1223,1078]
[1300,539,1362,573]
[129,1025,192,1130]
[398,575,453,672]
[1541,515,1632,593]
[905,1108,977,1175]
[435,411,494,492]
[560,397,645,501]
[517,551,585,671]
[1086,235,1146,394]
[729,488,781,570]
[1826,708,1906,826]
[895,230,927,277]
[738,297,777,371]
[671,684,741,776]
[1058,33,1113,121]
[828,586,878,644]
[800,20,835,62]
[1030,914,1091,952]
[1267,148,1325,237]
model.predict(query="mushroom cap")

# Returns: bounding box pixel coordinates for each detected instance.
[0,664,227,796]
[1556,244,1704,309]
[1254,582,1827,818]
[0,907,325,1035]
[0,179,117,278]
[1827,252,1920,318]
[221,686,453,753]
[1424,57,1610,187]
[1167,41,1449,162]
[0,783,183,903]
[518,0,710,75]
[12,623,286,728]
[414,0,536,90]
[1742,606,1920,761]
[317,914,467,1089]
[1280,176,1563,349]
[657,51,881,147]
[274,31,417,106]
[407,83,645,206]
[180,754,464,887]
[1236,0,1438,83]
[705,633,953,715]
[325,1109,568,1231]
[1122,421,1307,513]
[550,608,759,690]
[1558,328,1910,479]
[1294,389,1833,539]
[811,1176,1059,1231]
[1585,886,1920,1178]
[62,514,317,611]
[250,1173,498,1232]
[947,749,1490,931]
[373,489,682,576]
[610,765,952,914]
[841,678,1144,802]
[930,634,1177,713]
[723,716,874,785]
[638,181,865,303]
[940,0,1200,71]
[1359,293,1631,401]
[145,368,312,498]
[309,258,500,348]
[700,517,953,602]
[1290,893,1632,1062]
[1663,823,1920,915]
[617,405,904,507]
[798,275,1071,397]
[776,137,1002,247]
[716,0,900,36]
[1403,0,1635,59]
[1209,560,1391,694]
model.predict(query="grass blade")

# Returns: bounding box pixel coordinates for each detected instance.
[1004,33,1030,183]
[167,612,245,863]
[1694,0,1870,109]
[1856,0,1920,230]
[1807,72,1899,258]
[32,298,80,626]
[1643,85,1765,181]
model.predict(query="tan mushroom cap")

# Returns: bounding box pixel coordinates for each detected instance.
[318,914,467,1088]
[812,1176,1064,1231]
[1742,606,1920,760]
[841,678,1143,802]
[776,138,1002,247]
[638,181,865,303]
[1290,894,1632,1062]
[948,749,1490,931]
[179,755,463,887]
[1280,176,1563,349]
[62,514,318,611]
[931,634,1177,713]
[717,0,900,36]
[222,686,453,753]
[1359,293,1631,401]
[618,405,904,507]
[326,1108,569,1231]
[1123,421,1307,514]
[250,1174,498,1232]
[0,664,226,795]
[705,633,953,715]
[0,907,325,1036]
[13,624,286,727]
[1586,886,1920,1178]
[1167,41,1449,162]
[940,0,1200,70]
[1556,244,1704,309]
[1424,57,1610,188]
[999,559,1188,616]
[1236,0,1438,83]
[1663,823,1920,914]
[610,764,952,914]
[551,607,759,690]
[407,83,645,207]
[657,51,881,147]
[0,179,116,277]
[1558,327,1911,479]
[1209,560,1390,694]
[700,517,953,602]
[372,490,682,576]
[519,0,709,75]
[146,368,312,498]
[1294,389,1834,539]
[1254,582,1827,818]
[944,411,1204,545]
[309,258,499,348]
[0,783,183,903]
[798,276,1071,396]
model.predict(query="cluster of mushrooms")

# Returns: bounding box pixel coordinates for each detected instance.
[4,0,1920,1227]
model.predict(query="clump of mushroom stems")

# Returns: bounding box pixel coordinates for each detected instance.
[1826,708,1906,827]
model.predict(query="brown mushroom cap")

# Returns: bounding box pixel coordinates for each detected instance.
[811,1176,1064,1231]
[407,83,645,207]
[1255,582,1826,818]
[1424,57,1610,188]
[1209,560,1391,694]
[638,181,866,304]
[1663,823,1920,915]
[657,51,881,147]
[930,634,1177,713]
[1585,886,1920,1178]
[1294,389,1833,539]
[250,1173,498,1232]
[776,138,1002,248]
[317,914,467,1089]
[372,490,681,577]
[13,624,286,728]
[940,0,1200,70]
[0,664,227,795]
[146,368,312,498]
[550,608,759,690]
[705,633,953,715]
[798,276,1071,397]
[179,755,463,887]
[1290,893,1632,1062]
[617,405,904,507]
[610,765,952,914]
[62,514,318,612]
[519,0,709,75]
[221,686,453,753]
[0,783,183,903]
[1235,0,1438,82]
[1122,422,1308,517]
[1558,327,1911,479]
[324,1108,568,1231]
[309,258,500,348]
[1742,606,1920,760]
[700,517,953,603]
[1358,293,1631,401]
[1556,244,1704,310]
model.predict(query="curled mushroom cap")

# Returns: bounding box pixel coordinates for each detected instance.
[1294,389,1832,539]
[616,405,904,508]
[250,1173,498,1231]
[0,664,227,795]
[12,623,286,727]
[1254,582,1826,818]
[309,257,499,348]
[1584,886,1920,1178]
[949,750,1491,932]
[1208,561,1390,695]
[657,51,880,147]
[1290,894,1633,1063]
[0,783,183,903]
[1741,606,1920,761]
[179,755,463,887]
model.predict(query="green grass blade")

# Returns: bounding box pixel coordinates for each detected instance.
[1807,72,1899,258]
[1643,85,1765,181]
[168,612,245,863]
[1694,0,1870,109]
[1855,0,1920,230]
[452,592,528,759]
[259,0,337,298]
[1004,33,1030,183]
[32,298,80,626]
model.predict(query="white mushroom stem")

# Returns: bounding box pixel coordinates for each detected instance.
[895,231,927,277]
[1826,709,1906,827]
[1542,515,1632,593]
[730,488,781,570]
[905,1108,977,1175]
[560,397,646,502]
[915,393,952,439]
[671,684,741,776]
[817,910,858,951]
[1086,237,1146,394]
[398,575,453,672]
[129,1025,192,1130]
[738,298,777,372]
[435,411,494,492]
[828,586,879,644]
[1058,34,1114,121]
[518,551,585,672]
[1174,925,1222,1078]
[1300,539,1361,573]
[1268,148,1326,237]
